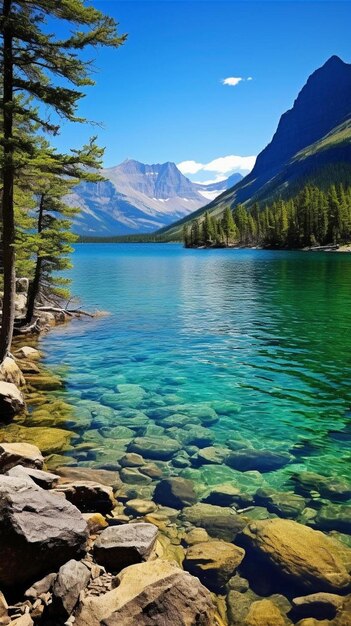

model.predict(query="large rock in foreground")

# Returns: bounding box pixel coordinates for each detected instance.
[0,442,44,472]
[242,519,351,593]
[0,381,25,420]
[0,476,88,587]
[75,559,215,626]
[93,523,158,571]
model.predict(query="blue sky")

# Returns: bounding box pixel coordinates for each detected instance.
[51,1,351,182]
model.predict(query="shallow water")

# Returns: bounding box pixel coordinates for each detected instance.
[38,244,351,499]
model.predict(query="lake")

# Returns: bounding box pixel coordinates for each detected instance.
[38,243,351,518]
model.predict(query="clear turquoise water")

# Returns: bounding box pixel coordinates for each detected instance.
[39,244,351,491]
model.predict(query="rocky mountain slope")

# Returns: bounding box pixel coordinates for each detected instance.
[160,55,351,239]
[69,159,242,235]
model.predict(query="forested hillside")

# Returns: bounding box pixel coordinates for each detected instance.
[185,181,351,249]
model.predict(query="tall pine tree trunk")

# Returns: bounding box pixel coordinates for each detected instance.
[0,0,15,363]
[25,194,44,324]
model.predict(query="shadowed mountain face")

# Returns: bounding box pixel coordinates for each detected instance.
[160,55,351,239]
[70,160,242,235]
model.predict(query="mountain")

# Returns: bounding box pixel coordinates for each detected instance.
[194,172,243,201]
[70,159,241,235]
[160,55,351,239]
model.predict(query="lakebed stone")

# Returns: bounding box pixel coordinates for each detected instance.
[93,522,158,571]
[55,466,122,489]
[242,518,351,593]
[315,504,351,534]
[128,436,181,460]
[292,592,345,620]
[226,448,292,472]
[184,540,245,591]
[181,502,246,541]
[292,472,351,502]
[203,483,254,508]
[0,476,88,586]
[255,488,306,519]
[154,477,197,509]
[0,424,74,454]
[244,599,289,626]
[75,559,215,626]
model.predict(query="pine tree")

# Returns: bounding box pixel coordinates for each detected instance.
[0,0,126,361]
[222,206,236,246]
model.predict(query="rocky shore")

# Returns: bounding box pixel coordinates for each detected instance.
[0,340,351,624]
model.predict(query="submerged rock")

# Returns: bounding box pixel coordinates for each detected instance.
[315,504,351,534]
[255,488,306,519]
[75,559,215,626]
[292,592,345,620]
[0,424,74,454]
[181,503,246,541]
[184,540,245,591]
[0,476,88,587]
[226,448,292,472]
[196,446,230,465]
[93,523,158,571]
[242,518,351,593]
[0,442,44,472]
[55,466,122,489]
[154,477,197,509]
[0,381,25,420]
[291,471,351,502]
[244,599,289,626]
[128,436,181,460]
[203,484,254,508]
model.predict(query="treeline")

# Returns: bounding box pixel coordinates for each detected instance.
[183,183,351,249]
[78,233,176,244]
[0,1,125,362]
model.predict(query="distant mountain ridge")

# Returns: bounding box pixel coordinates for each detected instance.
[70,159,242,235]
[160,55,351,239]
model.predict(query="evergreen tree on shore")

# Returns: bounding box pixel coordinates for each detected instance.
[0,0,126,362]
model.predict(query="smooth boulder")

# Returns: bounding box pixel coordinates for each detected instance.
[184,540,245,591]
[227,448,292,472]
[75,559,215,626]
[0,476,88,587]
[128,436,181,460]
[242,519,351,593]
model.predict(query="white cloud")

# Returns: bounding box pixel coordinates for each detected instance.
[222,77,243,87]
[177,155,256,182]
[176,160,203,175]
[222,76,253,86]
